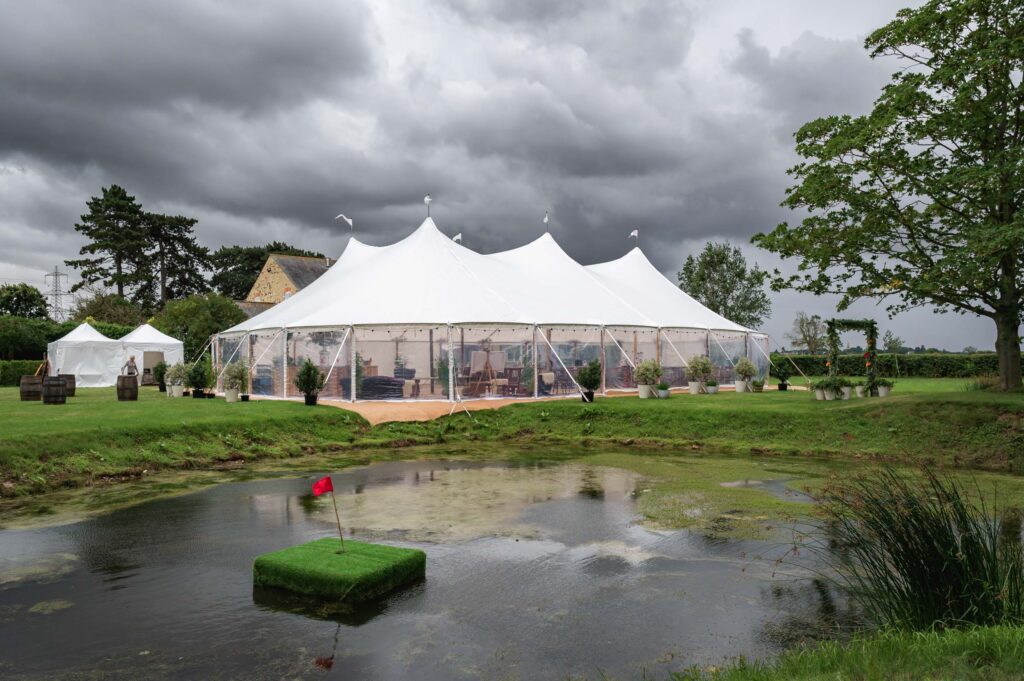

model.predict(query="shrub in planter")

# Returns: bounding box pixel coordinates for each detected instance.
[734,357,757,392]
[836,377,853,400]
[751,379,765,393]
[687,355,714,394]
[635,359,662,399]
[812,380,826,401]
[576,359,601,403]
[655,381,670,398]
[165,363,187,397]
[223,362,248,403]
[875,377,895,397]
[771,359,792,390]
[153,361,168,392]
[705,378,719,394]
[294,359,325,406]
[187,363,210,398]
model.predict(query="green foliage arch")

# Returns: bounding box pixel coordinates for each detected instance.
[826,318,878,391]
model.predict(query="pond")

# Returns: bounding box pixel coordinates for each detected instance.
[0,459,848,680]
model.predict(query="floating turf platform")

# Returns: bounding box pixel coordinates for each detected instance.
[252,538,426,604]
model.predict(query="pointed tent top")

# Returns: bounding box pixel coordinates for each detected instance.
[121,323,182,344]
[57,322,117,343]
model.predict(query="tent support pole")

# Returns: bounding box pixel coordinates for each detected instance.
[447,325,454,403]
[248,333,255,394]
[282,329,289,398]
[532,326,539,398]
[600,327,607,395]
[350,327,357,402]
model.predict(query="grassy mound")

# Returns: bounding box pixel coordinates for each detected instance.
[252,538,426,603]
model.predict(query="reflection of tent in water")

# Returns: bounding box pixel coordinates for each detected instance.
[215,217,771,401]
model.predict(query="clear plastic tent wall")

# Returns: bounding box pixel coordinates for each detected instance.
[214,218,774,401]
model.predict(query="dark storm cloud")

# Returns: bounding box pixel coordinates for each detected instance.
[2,0,989,346]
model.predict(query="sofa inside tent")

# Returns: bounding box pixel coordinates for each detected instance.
[47,322,124,388]
[214,217,771,402]
[120,324,185,385]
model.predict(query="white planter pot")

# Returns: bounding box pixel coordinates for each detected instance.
[878,386,891,397]
[854,386,865,398]
[688,381,701,395]
[225,388,239,403]
[840,386,852,400]
[815,389,825,401]
[706,385,719,394]
[657,389,670,399]
[171,385,184,398]
[824,389,836,401]
[638,384,653,399]
[734,380,747,393]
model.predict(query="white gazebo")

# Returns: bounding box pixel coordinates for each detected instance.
[47,322,124,388]
[120,324,185,385]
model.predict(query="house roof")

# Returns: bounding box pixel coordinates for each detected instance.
[269,254,333,291]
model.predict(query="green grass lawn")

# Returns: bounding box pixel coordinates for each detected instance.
[1,379,1021,504]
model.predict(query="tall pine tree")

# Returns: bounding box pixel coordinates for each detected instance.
[144,212,211,305]
[66,185,148,298]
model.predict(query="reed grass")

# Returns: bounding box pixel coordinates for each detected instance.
[815,467,1024,630]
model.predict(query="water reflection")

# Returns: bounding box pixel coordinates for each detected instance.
[0,459,848,680]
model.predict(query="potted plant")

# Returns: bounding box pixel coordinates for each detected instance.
[772,361,792,391]
[687,355,714,394]
[876,378,894,397]
[853,380,866,398]
[734,358,756,393]
[751,379,765,393]
[165,363,187,397]
[295,359,325,406]
[576,359,601,403]
[187,363,210,399]
[838,377,853,400]
[705,377,719,394]
[153,361,168,392]
[223,362,248,403]
[635,359,662,399]
[812,380,826,401]
[655,381,670,399]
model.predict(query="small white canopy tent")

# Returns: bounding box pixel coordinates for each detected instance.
[120,324,185,384]
[47,323,123,388]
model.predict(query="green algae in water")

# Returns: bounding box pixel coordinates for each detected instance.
[253,538,425,603]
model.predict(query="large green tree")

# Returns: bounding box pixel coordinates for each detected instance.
[71,292,147,326]
[66,185,148,299]
[0,283,49,319]
[144,212,211,305]
[677,242,772,329]
[210,242,324,300]
[754,0,1024,389]
[151,293,246,359]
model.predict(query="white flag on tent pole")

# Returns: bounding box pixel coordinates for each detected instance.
[629,229,639,239]
[453,233,462,243]
[543,211,549,225]
[335,214,353,229]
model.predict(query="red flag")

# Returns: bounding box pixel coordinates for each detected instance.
[312,476,333,496]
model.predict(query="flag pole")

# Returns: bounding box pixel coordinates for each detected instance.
[330,491,345,552]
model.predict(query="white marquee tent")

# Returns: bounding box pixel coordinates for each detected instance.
[120,324,185,384]
[47,323,123,388]
[214,218,770,401]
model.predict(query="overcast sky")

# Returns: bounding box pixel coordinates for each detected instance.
[0,0,1000,349]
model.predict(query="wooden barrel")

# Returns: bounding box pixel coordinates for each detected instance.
[116,375,139,401]
[42,376,67,405]
[19,376,42,401]
[59,374,76,396]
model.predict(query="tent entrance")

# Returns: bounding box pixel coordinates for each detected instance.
[140,351,165,385]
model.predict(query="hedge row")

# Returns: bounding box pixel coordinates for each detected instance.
[0,315,134,361]
[771,352,1004,379]
[0,360,45,386]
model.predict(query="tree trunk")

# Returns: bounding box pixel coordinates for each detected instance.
[994,309,1022,390]
[115,256,123,298]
